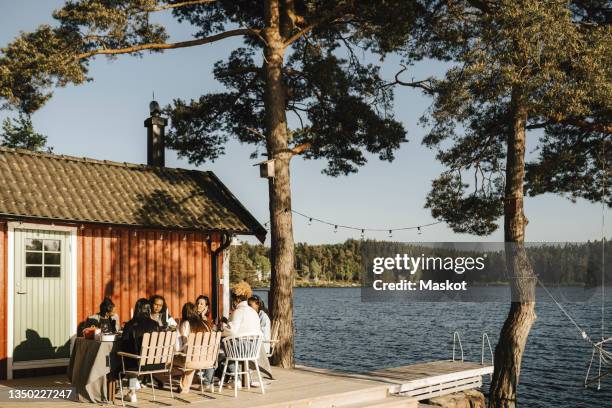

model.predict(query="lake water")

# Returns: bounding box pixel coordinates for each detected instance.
[256,287,612,407]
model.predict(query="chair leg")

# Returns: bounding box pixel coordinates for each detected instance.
[118,372,125,407]
[219,361,228,392]
[246,362,251,390]
[254,361,265,395]
[233,362,238,398]
[169,372,174,400]
[150,373,156,401]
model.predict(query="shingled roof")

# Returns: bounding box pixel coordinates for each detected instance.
[0,147,266,241]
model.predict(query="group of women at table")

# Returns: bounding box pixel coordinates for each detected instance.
[84,281,270,402]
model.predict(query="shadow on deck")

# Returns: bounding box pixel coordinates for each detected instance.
[0,361,492,407]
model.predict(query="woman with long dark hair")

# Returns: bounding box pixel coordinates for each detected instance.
[248,295,271,354]
[195,295,214,331]
[175,302,213,393]
[120,298,160,403]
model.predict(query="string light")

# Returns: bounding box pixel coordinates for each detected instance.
[259,209,441,239]
[291,209,440,234]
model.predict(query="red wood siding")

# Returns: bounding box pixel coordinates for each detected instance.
[77,226,217,327]
[0,220,222,380]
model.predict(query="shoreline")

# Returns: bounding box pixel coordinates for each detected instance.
[252,281,604,289]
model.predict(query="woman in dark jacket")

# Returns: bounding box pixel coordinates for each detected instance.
[120,298,160,402]
[86,297,120,333]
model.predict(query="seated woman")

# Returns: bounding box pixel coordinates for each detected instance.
[216,282,263,386]
[86,297,120,334]
[174,302,213,393]
[120,298,160,403]
[248,295,271,355]
[222,281,262,337]
[195,295,214,331]
[149,294,177,329]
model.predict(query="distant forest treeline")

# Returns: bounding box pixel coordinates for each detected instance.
[229,239,611,286]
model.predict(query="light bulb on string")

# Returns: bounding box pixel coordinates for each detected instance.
[417,226,422,235]
[334,225,338,233]
[308,218,312,226]
[360,229,365,239]
[388,229,393,239]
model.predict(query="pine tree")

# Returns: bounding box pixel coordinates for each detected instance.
[0,0,419,367]
[399,2,610,406]
[1,114,50,152]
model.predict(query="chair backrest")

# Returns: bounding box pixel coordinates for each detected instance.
[184,331,222,369]
[139,331,177,367]
[270,320,280,343]
[223,334,262,360]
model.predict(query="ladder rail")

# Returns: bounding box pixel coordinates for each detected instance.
[452,332,464,362]
[481,332,493,366]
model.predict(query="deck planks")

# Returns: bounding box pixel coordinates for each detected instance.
[366,360,493,397]
[0,361,491,407]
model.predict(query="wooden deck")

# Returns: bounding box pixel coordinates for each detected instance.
[367,360,494,400]
[0,367,420,408]
[0,361,491,407]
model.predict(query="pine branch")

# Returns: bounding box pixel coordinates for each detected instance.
[145,0,216,13]
[527,117,612,134]
[77,28,260,59]
[391,65,435,94]
[283,2,353,47]
[291,142,311,155]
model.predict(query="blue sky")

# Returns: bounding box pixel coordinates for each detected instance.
[1,1,609,245]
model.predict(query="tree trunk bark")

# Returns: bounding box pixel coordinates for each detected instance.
[488,91,537,407]
[264,0,295,368]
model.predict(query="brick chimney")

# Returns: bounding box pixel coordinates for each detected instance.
[144,100,167,167]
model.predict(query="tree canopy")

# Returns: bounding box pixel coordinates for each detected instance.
[0,0,423,175]
[400,0,611,235]
[0,114,50,152]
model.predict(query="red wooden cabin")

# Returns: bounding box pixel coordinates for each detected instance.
[0,104,265,379]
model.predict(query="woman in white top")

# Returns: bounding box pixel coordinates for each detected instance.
[248,295,271,354]
[222,282,262,337]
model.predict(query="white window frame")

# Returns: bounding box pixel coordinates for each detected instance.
[7,221,77,380]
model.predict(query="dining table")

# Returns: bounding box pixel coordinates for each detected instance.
[67,337,121,403]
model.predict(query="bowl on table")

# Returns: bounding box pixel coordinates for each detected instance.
[100,333,118,342]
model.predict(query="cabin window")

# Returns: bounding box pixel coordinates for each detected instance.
[25,238,61,278]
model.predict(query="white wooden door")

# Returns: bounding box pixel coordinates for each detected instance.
[13,228,71,365]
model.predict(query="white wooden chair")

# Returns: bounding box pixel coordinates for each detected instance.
[265,320,280,358]
[219,334,265,397]
[117,331,176,406]
[173,331,222,395]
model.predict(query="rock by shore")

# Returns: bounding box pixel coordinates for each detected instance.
[424,390,485,408]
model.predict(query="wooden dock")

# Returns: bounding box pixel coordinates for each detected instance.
[0,361,492,407]
[368,360,494,400]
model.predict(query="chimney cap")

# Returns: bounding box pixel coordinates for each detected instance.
[149,100,161,116]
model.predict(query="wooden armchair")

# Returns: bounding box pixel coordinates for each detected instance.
[173,331,222,395]
[265,320,280,358]
[117,331,176,406]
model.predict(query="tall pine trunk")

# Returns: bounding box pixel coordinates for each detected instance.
[488,90,537,407]
[264,0,295,368]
